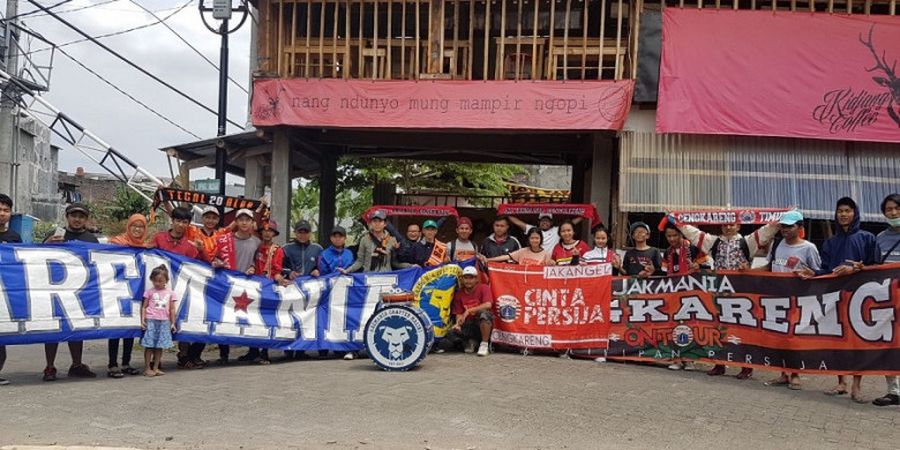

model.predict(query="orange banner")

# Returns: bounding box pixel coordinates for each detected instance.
[487,263,612,350]
[602,265,900,375]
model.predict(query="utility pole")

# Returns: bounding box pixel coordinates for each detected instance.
[0,0,20,203]
[200,0,249,221]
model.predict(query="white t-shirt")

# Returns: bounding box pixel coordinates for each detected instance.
[527,225,559,253]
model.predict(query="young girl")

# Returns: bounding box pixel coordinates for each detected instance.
[662,223,708,276]
[582,225,622,273]
[551,221,591,265]
[141,265,176,377]
[486,228,552,266]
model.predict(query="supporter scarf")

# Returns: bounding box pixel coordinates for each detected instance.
[362,205,459,221]
[659,209,789,230]
[497,203,602,225]
[214,232,237,270]
[427,240,448,266]
[665,240,692,275]
[150,187,269,226]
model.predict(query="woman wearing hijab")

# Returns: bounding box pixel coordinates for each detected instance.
[107,213,149,378]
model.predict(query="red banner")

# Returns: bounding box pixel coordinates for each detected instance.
[362,205,459,222]
[251,79,634,130]
[657,9,900,143]
[497,203,602,225]
[487,263,612,350]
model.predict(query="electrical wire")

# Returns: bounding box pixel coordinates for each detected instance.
[0,0,72,23]
[26,0,244,130]
[127,0,248,95]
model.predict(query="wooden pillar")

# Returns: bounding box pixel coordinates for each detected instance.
[427,0,445,73]
[271,129,293,245]
[318,151,338,245]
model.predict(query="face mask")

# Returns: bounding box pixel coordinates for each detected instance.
[887,217,900,228]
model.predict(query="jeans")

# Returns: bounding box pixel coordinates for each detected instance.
[107,338,134,368]
[885,376,900,396]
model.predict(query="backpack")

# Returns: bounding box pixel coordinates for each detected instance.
[449,239,478,262]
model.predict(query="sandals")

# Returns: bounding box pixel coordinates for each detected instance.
[121,366,141,376]
[67,364,96,378]
[107,366,124,379]
[253,357,271,365]
[824,386,848,396]
[851,392,867,404]
[765,377,790,387]
[42,367,57,382]
[788,380,802,390]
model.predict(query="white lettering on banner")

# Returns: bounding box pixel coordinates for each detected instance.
[628,299,667,322]
[351,275,399,342]
[610,298,621,322]
[717,297,758,327]
[274,278,325,340]
[795,292,842,336]
[613,275,735,296]
[16,248,93,332]
[849,279,894,342]
[0,270,16,333]
[543,264,612,279]
[761,297,790,333]
[91,251,141,328]
[325,276,352,342]
[522,287,603,325]
[142,254,214,334]
[491,329,552,348]
[673,296,714,321]
[216,276,269,338]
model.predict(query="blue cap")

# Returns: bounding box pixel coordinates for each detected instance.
[779,210,804,226]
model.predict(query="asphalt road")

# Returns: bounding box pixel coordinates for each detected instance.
[1,342,899,449]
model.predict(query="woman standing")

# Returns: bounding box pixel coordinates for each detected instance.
[106,213,149,378]
[485,228,553,266]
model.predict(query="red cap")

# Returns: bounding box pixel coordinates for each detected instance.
[458,217,473,228]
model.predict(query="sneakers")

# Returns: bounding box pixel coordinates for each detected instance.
[872,394,900,406]
[736,367,753,380]
[0,377,9,386]
[668,363,684,370]
[594,357,606,363]
[67,364,96,378]
[343,352,355,360]
[707,365,726,376]
[477,342,489,357]
[464,339,477,354]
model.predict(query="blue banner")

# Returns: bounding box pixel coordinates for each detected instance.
[0,243,463,351]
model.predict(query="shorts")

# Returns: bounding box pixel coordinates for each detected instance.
[452,311,494,341]
[141,319,173,349]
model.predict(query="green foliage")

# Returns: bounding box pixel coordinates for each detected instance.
[105,186,150,222]
[291,157,524,240]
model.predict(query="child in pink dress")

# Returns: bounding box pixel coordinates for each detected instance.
[141,265,176,377]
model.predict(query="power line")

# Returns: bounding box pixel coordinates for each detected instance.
[0,0,72,23]
[127,0,248,95]
[25,0,192,56]
[57,47,202,139]
[26,0,244,130]
[15,22,202,139]
[24,0,120,18]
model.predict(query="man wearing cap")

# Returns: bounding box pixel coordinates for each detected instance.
[510,213,583,253]
[318,226,355,275]
[762,210,820,390]
[344,210,402,273]
[212,208,261,364]
[422,219,448,267]
[283,219,323,279]
[41,202,100,381]
[449,217,479,263]
[185,206,231,264]
[447,266,493,357]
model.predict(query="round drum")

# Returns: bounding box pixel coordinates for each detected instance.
[364,304,434,371]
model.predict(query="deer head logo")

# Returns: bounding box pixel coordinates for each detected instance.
[859,25,900,127]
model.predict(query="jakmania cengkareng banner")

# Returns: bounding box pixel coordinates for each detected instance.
[600,266,900,375]
[0,243,462,349]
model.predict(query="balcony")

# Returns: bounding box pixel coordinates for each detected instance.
[255,0,638,81]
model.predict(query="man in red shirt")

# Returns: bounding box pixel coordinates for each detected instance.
[150,207,201,260]
[449,266,493,357]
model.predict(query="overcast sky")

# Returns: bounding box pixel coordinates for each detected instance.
[11,0,252,181]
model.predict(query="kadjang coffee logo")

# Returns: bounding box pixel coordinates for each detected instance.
[812,25,900,134]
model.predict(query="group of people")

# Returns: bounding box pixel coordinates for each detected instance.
[1,192,900,409]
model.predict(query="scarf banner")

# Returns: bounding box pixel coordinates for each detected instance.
[659,209,789,230]
[657,9,900,143]
[487,263,612,350]
[0,243,462,350]
[251,79,634,130]
[153,188,265,212]
[497,203,602,225]
[600,266,900,375]
[362,205,459,222]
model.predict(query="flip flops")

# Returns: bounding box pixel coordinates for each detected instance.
[824,387,848,396]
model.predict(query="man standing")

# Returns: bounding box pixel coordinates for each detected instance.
[447,266,493,356]
[763,211,820,390]
[510,213,582,253]
[873,193,900,407]
[283,220,323,279]
[0,194,21,386]
[344,210,403,273]
[449,217,478,263]
[422,220,448,267]
[480,215,521,262]
[394,223,428,266]
[42,203,99,381]
[212,209,261,364]
[318,226,355,275]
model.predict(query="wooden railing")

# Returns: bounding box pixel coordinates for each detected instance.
[256,0,638,81]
